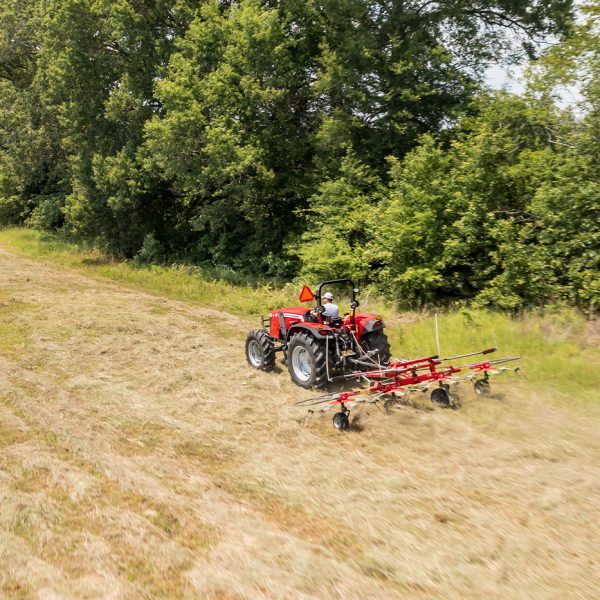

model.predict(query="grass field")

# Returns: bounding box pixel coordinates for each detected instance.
[0,227,599,598]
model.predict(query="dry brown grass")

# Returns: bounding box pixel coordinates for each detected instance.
[0,247,599,598]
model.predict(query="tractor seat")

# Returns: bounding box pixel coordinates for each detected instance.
[325,316,343,328]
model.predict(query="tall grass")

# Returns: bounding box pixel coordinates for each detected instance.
[1,226,598,406]
[0,227,300,316]
[390,309,600,405]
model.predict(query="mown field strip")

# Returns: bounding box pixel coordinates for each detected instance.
[1,246,599,599]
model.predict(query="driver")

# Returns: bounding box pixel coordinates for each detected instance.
[321,291,339,319]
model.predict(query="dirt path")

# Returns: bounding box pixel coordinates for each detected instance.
[0,248,598,599]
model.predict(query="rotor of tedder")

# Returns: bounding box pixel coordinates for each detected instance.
[294,349,521,430]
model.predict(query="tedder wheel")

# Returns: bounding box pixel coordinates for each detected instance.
[332,412,350,431]
[474,379,491,395]
[430,386,452,407]
[384,398,398,414]
[245,329,276,372]
[287,332,328,389]
[360,331,391,366]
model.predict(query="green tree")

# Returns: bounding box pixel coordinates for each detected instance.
[32,0,197,254]
[311,0,574,174]
[0,0,66,226]
[368,80,600,312]
[297,149,385,282]
[143,0,314,273]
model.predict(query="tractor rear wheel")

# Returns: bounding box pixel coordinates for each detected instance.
[245,329,276,372]
[287,332,328,389]
[360,331,391,366]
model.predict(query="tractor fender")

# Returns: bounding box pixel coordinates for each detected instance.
[362,317,385,334]
[287,322,333,342]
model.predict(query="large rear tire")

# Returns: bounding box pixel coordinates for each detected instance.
[287,332,328,389]
[360,331,391,365]
[245,329,276,372]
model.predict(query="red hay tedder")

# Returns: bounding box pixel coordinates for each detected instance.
[245,280,520,430]
[295,351,520,430]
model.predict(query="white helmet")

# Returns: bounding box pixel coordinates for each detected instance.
[323,291,334,300]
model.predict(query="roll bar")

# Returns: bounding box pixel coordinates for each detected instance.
[315,279,359,310]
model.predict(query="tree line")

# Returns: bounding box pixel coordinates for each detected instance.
[0,0,598,312]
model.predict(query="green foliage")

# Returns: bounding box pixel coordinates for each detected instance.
[374,137,454,303]
[297,150,384,282]
[26,193,64,230]
[134,232,165,264]
[0,0,66,226]
[373,91,599,312]
[2,0,597,312]
[29,0,199,255]
[310,0,574,174]
[142,0,313,273]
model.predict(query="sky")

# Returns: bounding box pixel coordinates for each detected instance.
[485,0,587,108]
[485,63,526,94]
[485,58,584,110]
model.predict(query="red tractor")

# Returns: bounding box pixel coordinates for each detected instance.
[245,279,391,388]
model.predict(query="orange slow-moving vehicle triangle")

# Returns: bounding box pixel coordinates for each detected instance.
[299,285,315,302]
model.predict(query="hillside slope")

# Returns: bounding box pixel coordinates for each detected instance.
[1,246,599,599]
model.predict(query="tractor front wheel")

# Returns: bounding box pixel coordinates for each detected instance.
[245,330,276,372]
[287,332,328,389]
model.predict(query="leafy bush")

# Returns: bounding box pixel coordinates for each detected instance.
[134,233,165,264]
[26,194,65,230]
